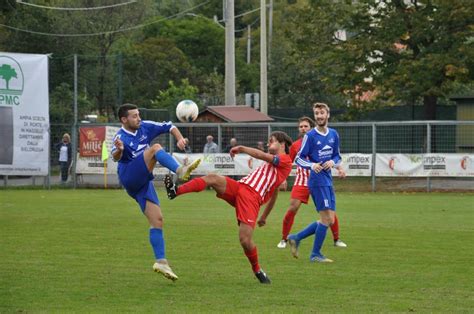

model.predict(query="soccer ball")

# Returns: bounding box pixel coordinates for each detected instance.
[176,100,199,123]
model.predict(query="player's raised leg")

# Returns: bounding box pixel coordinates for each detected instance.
[143,143,200,181]
[287,221,318,258]
[164,173,227,199]
[144,200,178,281]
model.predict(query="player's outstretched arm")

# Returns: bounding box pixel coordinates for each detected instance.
[230,146,274,163]
[170,127,186,151]
[112,138,124,162]
[257,189,279,227]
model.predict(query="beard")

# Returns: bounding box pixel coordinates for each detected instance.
[316,118,328,127]
[128,121,140,130]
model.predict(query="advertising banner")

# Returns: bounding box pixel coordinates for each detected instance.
[0,53,49,175]
[76,126,121,174]
[376,154,474,177]
[423,154,474,177]
[76,150,474,177]
[376,154,424,177]
[79,126,106,157]
[334,154,372,177]
[173,153,265,176]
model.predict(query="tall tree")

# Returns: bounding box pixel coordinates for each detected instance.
[312,0,473,119]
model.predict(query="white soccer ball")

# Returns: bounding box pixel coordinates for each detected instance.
[176,99,199,123]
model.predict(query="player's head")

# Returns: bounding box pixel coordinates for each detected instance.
[312,102,330,127]
[297,116,314,137]
[118,103,141,130]
[268,131,293,155]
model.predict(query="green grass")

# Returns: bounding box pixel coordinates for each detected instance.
[1,190,473,312]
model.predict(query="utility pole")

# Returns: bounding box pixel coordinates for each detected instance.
[268,0,273,61]
[260,0,268,114]
[224,0,236,106]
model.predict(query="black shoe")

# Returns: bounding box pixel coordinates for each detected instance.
[255,270,271,284]
[164,174,177,200]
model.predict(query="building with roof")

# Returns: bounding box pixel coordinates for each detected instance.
[196,106,274,123]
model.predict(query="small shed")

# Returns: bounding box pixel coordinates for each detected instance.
[196,106,274,123]
[184,106,274,152]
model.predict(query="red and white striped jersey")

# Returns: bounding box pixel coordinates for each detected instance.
[239,153,292,203]
[290,138,310,187]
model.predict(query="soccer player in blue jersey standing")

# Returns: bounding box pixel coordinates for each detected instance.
[112,103,200,281]
[288,102,342,263]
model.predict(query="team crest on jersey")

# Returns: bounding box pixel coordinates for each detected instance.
[139,135,147,142]
[329,138,335,144]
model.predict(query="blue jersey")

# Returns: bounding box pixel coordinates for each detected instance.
[295,127,341,187]
[112,120,174,169]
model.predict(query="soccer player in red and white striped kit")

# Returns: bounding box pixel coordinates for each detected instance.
[164,131,293,284]
[277,117,348,249]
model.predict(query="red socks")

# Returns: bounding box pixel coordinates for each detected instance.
[244,247,260,273]
[331,215,340,241]
[282,210,296,240]
[177,177,207,195]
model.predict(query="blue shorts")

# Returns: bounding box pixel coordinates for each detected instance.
[118,154,160,212]
[310,186,336,212]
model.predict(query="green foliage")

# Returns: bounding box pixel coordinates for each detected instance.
[150,79,199,119]
[1,0,471,121]
[144,17,225,77]
[49,83,94,123]
[123,37,194,107]
[1,190,473,312]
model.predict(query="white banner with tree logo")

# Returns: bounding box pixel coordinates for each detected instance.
[0,53,49,176]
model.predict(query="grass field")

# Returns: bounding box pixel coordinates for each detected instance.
[1,189,473,312]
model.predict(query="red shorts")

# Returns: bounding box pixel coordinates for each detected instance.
[217,177,262,228]
[290,185,310,204]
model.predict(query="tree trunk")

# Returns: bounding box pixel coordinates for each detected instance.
[423,95,437,120]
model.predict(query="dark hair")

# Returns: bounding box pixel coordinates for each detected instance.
[270,131,293,154]
[118,103,138,120]
[298,116,315,128]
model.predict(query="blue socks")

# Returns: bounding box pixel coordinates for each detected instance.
[149,228,165,260]
[311,223,328,257]
[295,222,318,241]
[155,149,179,173]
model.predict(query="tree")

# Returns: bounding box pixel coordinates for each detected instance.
[122,37,194,106]
[312,0,473,119]
[0,64,17,90]
[151,79,199,121]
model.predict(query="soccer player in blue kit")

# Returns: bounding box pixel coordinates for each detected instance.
[112,103,200,281]
[288,102,342,263]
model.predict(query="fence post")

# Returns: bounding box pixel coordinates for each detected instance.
[426,123,431,192]
[268,124,271,139]
[218,124,222,153]
[72,54,78,189]
[169,132,173,153]
[47,128,51,189]
[371,123,377,192]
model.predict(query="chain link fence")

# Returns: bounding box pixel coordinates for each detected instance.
[2,120,473,192]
